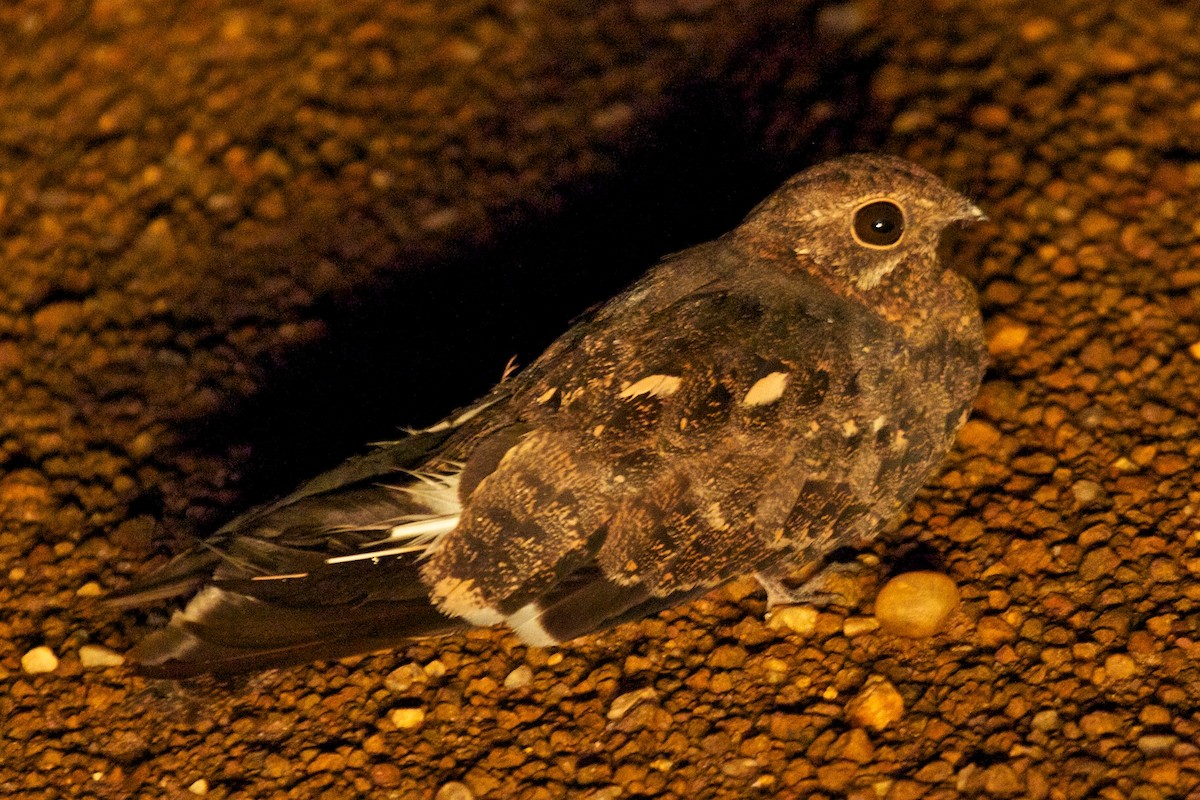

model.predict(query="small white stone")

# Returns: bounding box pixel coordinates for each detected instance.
[187,778,209,795]
[767,605,819,636]
[389,707,426,729]
[79,644,125,669]
[607,687,657,721]
[75,581,104,597]
[843,616,880,637]
[504,665,533,689]
[21,646,58,674]
[435,782,476,800]
[847,677,904,731]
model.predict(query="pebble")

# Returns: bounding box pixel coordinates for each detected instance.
[1070,480,1105,506]
[388,708,426,729]
[874,572,960,638]
[1104,652,1136,681]
[435,782,476,800]
[767,605,819,636]
[957,419,1001,449]
[1080,711,1121,737]
[842,616,880,637]
[385,663,427,692]
[187,778,209,795]
[846,677,904,731]
[977,616,1017,647]
[1137,735,1179,755]
[503,665,533,689]
[79,644,126,669]
[986,318,1029,355]
[21,646,59,674]
[371,763,402,788]
[607,687,657,721]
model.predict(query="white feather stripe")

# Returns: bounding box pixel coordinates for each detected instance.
[181,586,233,624]
[618,374,681,399]
[387,515,461,541]
[388,470,462,518]
[324,513,462,564]
[508,602,560,646]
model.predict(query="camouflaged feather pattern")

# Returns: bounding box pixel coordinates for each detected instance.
[117,154,986,675]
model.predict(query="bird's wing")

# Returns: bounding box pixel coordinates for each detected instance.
[422,269,919,646]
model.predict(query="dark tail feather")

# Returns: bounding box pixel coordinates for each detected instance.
[128,571,465,677]
[131,605,462,678]
[103,549,223,609]
[121,544,464,677]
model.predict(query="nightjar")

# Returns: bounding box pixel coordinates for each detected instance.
[112,154,987,676]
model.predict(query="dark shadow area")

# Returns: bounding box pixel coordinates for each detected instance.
[178,35,891,518]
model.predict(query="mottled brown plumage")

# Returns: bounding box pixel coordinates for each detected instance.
[112,154,986,676]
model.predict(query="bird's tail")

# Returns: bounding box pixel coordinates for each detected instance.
[107,426,473,677]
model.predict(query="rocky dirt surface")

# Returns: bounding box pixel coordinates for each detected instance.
[2,0,1199,797]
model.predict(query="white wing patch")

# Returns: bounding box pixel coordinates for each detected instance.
[619,374,681,399]
[742,371,789,406]
[325,468,463,565]
[507,602,560,647]
[420,396,502,433]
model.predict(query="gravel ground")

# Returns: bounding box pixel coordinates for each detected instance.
[2,0,1199,798]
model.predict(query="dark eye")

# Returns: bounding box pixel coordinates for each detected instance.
[852,200,905,248]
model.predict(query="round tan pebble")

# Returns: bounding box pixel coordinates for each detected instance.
[767,605,819,636]
[435,781,475,800]
[986,318,1029,355]
[1031,710,1060,732]
[388,708,425,729]
[956,419,1001,449]
[79,644,125,669]
[1101,147,1136,173]
[971,105,1010,131]
[842,616,880,637]
[1019,17,1058,42]
[874,572,960,638]
[371,763,402,788]
[187,778,209,795]
[503,665,533,689]
[21,646,59,674]
[847,677,904,730]
[1137,734,1179,755]
[1104,652,1136,681]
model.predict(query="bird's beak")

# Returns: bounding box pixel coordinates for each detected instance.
[957,198,987,223]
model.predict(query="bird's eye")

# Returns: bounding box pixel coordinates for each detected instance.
[852,200,906,248]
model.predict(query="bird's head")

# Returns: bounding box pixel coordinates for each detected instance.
[739,153,984,293]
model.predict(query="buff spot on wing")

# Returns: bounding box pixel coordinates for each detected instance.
[742,371,789,406]
[618,374,681,399]
[536,387,558,404]
[430,577,503,626]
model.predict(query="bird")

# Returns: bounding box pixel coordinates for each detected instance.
[109,154,987,677]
